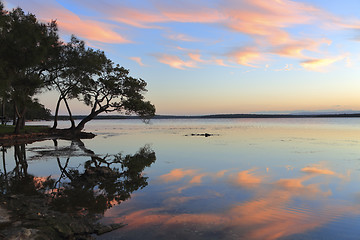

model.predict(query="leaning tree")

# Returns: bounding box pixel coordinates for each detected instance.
[45,36,107,130]
[48,36,155,135]
[74,59,155,134]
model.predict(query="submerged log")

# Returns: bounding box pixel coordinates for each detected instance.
[185,133,218,137]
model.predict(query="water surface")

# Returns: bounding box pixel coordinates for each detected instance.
[5,118,360,239]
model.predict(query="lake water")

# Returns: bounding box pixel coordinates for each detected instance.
[3,118,360,239]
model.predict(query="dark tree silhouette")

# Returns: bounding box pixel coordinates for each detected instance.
[46,36,107,130]
[52,142,156,214]
[47,36,155,134]
[74,62,155,133]
[0,5,59,133]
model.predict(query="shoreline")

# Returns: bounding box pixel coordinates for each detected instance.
[50,113,360,120]
[0,129,96,147]
[0,194,124,239]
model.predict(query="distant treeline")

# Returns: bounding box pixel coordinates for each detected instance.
[53,113,360,121]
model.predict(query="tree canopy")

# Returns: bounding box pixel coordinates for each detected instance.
[0,3,59,132]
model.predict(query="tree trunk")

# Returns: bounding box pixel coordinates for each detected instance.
[14,106,26,134]
[2,147,7,176]
[1,100,5,125]
[52,95,62,129]
[14,116,21,134]
[74,109,103,134]
[20,107,26,129]
[14,144,28,177]
[12,102,16,126]
[14,104,21,134]
[63,98,75,129]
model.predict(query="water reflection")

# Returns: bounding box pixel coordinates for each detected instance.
[13,119,360,239]
[0,140,156,238]
[101,165,360,240]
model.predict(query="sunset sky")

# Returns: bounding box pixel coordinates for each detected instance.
[4,0,360,115]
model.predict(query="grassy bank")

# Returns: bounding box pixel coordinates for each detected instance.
[0,125,51,136]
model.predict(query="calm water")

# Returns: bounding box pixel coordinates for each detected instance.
[4,118,360,239]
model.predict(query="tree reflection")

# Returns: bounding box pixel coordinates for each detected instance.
[0,140,156,238]
[51,141,156,215]
[0,144,51,196]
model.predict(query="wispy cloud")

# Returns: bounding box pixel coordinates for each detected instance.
[7,0,360,70]
[230,169,263,187]
[227,47,265,67]
[274,38,332,58]
[6,0,131,44]
[117,164,358,240]
[155,54,198,69]
[159,168,197,182]
[167,33,200,42]
[129,57,146,66]
[300,54,347,72]
[301,166,335,175]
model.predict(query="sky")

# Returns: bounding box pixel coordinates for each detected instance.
[4,0,360,115]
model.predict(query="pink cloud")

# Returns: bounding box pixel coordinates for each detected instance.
[274,38,332,58]
[300,54,347,72]
[109,170,359,240]
[111,164,357,239]
[129,57,146,66]
[159,168,197,182]
[227,47,265,67]
[155,54,198,69]
[110,8,166,29]
[301,166,335,175]
[187,53,205,63]
[6,0,131,44]
[189,173,207,184]
[9,0,360,69]
[230,169,263,187]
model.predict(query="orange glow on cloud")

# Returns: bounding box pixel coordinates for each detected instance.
[155,54,198,69]
[11,0,131,44]
[111,8,166,29]
[160,5,224,24]
[189,173,207,184]
[187,53,204,63]
[12,0,360,71]
[159,168,197,182]
[58,19,130,44]
[301,166,335,175]
[129,57,145,66]
[231,169,263,187]
[221,0,316,45]
[275,38,332,58]
[228,48,264,67]
[301,54,347,71]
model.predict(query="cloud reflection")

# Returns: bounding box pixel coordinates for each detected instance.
[159,168,197,182]
[106,164,360,239]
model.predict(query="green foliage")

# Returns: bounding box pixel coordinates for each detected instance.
[0,125,50,135]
